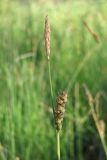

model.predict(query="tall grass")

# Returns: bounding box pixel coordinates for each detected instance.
[0,0,107,160]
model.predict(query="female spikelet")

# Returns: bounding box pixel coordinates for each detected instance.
[55,91,67,131]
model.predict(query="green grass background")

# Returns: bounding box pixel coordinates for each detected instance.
[0,0,107,159]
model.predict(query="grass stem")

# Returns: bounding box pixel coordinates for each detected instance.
[48,59,55,113]
[48,59,60,160]
[57,131,60,160]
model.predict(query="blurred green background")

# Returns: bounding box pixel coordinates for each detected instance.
[0,0,107,160]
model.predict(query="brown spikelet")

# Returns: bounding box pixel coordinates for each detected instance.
[44,15,50,60]
[54,91,67,131]
[96,119,105,139]
[83,20,100,43]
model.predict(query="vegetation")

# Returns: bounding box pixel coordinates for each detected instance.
[0,0,107,159]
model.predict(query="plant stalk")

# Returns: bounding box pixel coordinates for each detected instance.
[48,59,60,159]
[48,59,55,113]
[57,131,60,160]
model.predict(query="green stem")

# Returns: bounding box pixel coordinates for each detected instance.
[57,131,60,160]
[48,59,55,113]
[48,59,60,159]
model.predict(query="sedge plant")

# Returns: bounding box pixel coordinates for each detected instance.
[44,15,67,160]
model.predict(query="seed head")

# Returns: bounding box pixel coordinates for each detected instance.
[83,20,100,43]
[97,120,105,139]
[54,91,67,131]
[44,15,50,60]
